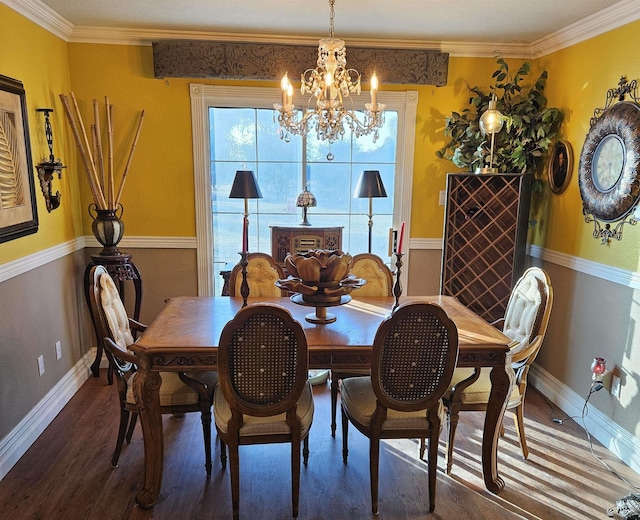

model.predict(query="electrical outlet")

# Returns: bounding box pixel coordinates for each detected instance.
[439,190,446,206]
[55,340,62,360]
[611,374,622,398]
[37,355,45,376]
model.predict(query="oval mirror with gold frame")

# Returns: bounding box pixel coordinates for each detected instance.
[578,77,640,243]
[547,140,573,194]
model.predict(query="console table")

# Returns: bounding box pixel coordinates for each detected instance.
[270,225,343,265]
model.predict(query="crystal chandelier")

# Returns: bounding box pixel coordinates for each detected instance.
[274,0,385,144]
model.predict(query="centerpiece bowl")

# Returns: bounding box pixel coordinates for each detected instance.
[276,249,366,323]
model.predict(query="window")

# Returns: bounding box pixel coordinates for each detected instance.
[191,84,417,296]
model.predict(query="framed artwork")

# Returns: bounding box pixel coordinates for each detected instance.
[0,74,38,243]
[547,140,573,194]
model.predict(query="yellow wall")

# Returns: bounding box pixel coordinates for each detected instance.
[0,5,79,264]
[533,20,640,270]
[65,45,523,242]
[6,4,640,270]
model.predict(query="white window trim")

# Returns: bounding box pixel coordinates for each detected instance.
[190,83,417,296]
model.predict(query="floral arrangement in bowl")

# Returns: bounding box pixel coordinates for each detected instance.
[276,249,366,303]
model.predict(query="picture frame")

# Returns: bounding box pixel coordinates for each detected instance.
[547,140,573,194]
[0,74,38,243]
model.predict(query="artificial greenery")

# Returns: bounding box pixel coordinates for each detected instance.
[437,58,563,174]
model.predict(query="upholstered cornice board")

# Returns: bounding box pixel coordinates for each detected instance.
[152,40,448,86]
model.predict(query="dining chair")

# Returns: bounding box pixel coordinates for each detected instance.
[89,265,217,474]
[340,302,459,514]
[214,303,314,520]
[228,252,286,297]
[442,266,553,473]
[330,253,394,436]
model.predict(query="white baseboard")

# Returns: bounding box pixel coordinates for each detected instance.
[0,350,95,481]
[530,365,640,475]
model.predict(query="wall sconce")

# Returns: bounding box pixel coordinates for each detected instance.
[35,108,66,212]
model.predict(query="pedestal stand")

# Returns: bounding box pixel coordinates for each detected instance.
[290,294,351,324]
[84,251,142,381]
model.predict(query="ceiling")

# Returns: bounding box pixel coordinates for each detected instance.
[28,0,636,53]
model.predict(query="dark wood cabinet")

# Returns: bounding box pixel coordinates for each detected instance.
[270,226,343,265]
[440,173,532,323]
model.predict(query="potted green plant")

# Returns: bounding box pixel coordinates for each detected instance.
[437,58,563,176]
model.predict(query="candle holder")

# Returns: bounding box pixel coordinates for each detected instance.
[239,251,249,307]
[392,252,403,311]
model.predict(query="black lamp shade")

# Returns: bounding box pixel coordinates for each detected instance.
[229,170,263,199]
[354,170,387,198]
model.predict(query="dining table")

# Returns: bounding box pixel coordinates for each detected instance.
[130,295,513,508]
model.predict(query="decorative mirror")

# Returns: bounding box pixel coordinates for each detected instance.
[578,76,640,244]
[547,140,573,194]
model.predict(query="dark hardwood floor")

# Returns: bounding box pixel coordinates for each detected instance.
[0,371,636,519]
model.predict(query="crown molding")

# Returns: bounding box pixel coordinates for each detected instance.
[6,0,639,58]
[530,0,640,58]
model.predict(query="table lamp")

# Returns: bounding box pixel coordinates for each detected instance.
[354,170,387,253]
[296,189,317,226]
[476,93,504,174]
[229,170,262,253]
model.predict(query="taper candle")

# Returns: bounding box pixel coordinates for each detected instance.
[397,221,405,254]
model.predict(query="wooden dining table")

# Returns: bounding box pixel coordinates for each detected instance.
[130,295,513,508]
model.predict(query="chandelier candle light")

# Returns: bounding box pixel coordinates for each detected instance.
[274,0,385,144]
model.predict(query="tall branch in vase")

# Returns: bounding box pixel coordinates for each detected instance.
[59,93,145,212]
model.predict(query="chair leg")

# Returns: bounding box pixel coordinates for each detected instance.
[370,437,380,515]
[341,408,349,463]
[330,373,339,437]
[125,411,138,443]
[111,408,130,467]
[291,438,301,518]
[302,436,310,466]
[513,404,529,459]
[446,405,461,474]
[419,438,426,459]
[220,438,227,469]
[427,430,439,513]
[228,442,240,520]
[200,406,213,477]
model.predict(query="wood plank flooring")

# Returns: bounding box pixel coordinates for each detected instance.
[0,372,636,519]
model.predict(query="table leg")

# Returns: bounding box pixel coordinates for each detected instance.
[133,367,164,509]
[482,362,514,493]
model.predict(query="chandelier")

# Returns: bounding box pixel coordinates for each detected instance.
[273,0,385,144]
